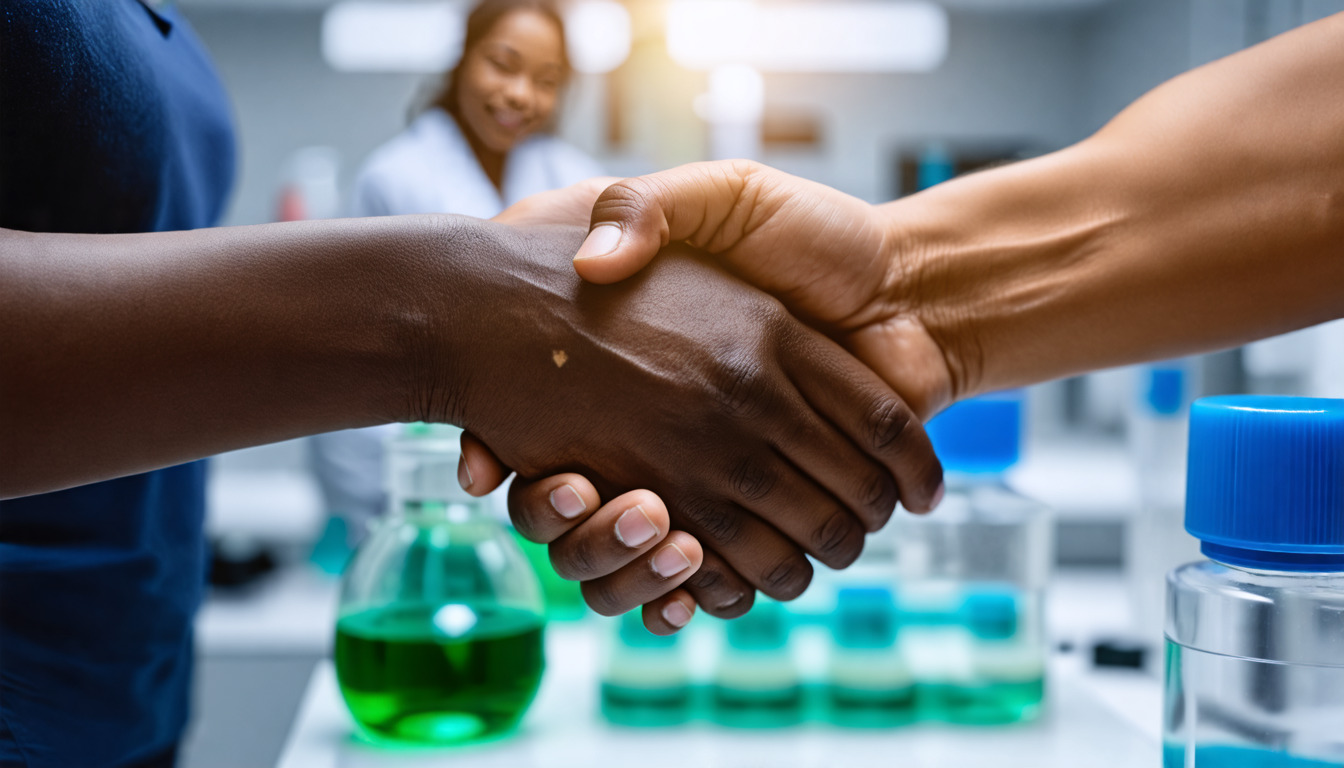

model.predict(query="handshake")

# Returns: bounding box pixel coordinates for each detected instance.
[441,162,958,634]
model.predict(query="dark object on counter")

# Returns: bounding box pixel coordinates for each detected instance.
[208,534,277,588]
[1092,639,1148,669]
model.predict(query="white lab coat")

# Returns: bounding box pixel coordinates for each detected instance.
[309,108,603,539]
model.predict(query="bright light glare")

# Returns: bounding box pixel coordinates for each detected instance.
[693,65,764,124]
[566,1,631,74]
[666,0,949,73]
[323,0,630,75]
[322,1,465,73]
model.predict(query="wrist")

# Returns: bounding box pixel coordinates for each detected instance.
[878,142,1126,409]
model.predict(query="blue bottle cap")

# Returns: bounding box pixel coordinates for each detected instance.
[1185,396,1344,571]
[959,589,1019,640]
[725,600,790,651]
[925,391,1023,475]
[1142,365,1188,416]
[834,587,899,649]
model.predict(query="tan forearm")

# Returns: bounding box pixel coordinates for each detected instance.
[885,12,1344,401]
[0,215,473,498]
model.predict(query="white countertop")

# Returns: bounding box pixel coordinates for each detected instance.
[275,571,1163,768]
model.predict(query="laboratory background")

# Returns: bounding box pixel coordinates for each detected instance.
[166,0,1344,766]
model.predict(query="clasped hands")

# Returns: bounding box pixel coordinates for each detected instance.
[452,163,957,633]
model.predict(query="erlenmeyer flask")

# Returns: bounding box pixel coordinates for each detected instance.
[334,424,546,744]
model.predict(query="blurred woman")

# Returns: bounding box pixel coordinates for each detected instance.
[310,0,603,552]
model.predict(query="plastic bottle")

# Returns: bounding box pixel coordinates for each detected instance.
[334,424,546,744]
[710,600,803,727]
[1164,396,1344,767]
[600,611,693,726]
[896,392,1052,723]
[827,587,914,726]
[1126,360,1203,661]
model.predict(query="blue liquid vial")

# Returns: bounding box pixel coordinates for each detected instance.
[1165,396,1344,767]
[711,600,803,728]
[600,612,692,727]
[827,587,915,726]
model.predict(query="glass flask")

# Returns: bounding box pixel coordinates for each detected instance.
[1165,396,1344,768]
[897,392,1052,724]
[334,424,547,744]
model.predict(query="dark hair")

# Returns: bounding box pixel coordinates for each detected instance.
[429,0,570,119]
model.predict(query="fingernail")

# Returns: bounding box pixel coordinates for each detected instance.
[651,543,692,578]
[573,224,622,261]
[662,600,693,628]
[549,484,587,519]
[614,505,658,547]
[457,456,473,491]
[929,482,946,511]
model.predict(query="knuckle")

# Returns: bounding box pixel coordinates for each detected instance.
[860,472,900,519]
[687,563,725,592]
[712,353,772,419]
[761,557,812,600]
[728,458,777,502]
[813,512,862,564]
[580,579,626,617]
[591,179,651,223]
[677,498,745,547]
[550,537,599,581]
[868,397,913,451]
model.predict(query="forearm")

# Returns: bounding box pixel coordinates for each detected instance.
[0,215,476,498]
[887,12,1344,402]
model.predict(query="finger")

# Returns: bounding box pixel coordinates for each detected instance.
[506,472,601,543]
[682,547,755,618]
[720,450,868,569]
[579,531,703,616]
[642,589,697,635]
[573,160,773,284]
[458,432,511,496]
[493,176,622,227]
[785,329,945,517]
[671,495,814,602]
[548,490,670,581]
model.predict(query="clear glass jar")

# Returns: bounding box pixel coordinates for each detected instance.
[1164,395,1344,767]
[1165,561,1344,766]
[334,424,546,744]
[600,611,692,727]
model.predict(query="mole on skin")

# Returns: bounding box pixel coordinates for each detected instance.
[552,350,568,368]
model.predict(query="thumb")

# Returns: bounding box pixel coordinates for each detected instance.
[572,160,765,284]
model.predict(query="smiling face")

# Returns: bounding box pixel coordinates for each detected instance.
[453,9,566,156]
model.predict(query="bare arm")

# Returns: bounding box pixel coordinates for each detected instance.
[889,10,1344,404]
[0,216,458,496]
[566,12,1344,418]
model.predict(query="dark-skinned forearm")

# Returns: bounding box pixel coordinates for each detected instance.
[884,12,1344,401]
[0,215,478,498]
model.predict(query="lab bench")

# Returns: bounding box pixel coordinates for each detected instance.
[272,571,1162,768]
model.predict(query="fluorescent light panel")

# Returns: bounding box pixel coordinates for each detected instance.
[667,0,949,73]
[322,0,630,74]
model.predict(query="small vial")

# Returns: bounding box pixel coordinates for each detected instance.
[898,392,1051,723]
[600,612,692,727]
[827,587,914,726]
[946,589,1045,724]
[1165,396,1344,767]
[710,600,803,728]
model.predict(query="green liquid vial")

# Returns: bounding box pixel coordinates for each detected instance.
[335,424,548,745]
[828,588,915,727]
[942,590,1044,724]
[600,612,692,726]
[711,601,803,728]
[336,603,544,742]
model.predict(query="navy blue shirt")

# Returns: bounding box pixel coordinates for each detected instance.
[0,2,235,766]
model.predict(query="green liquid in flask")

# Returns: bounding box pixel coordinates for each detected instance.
[920,678,1044,724]
[335,602,545,744]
